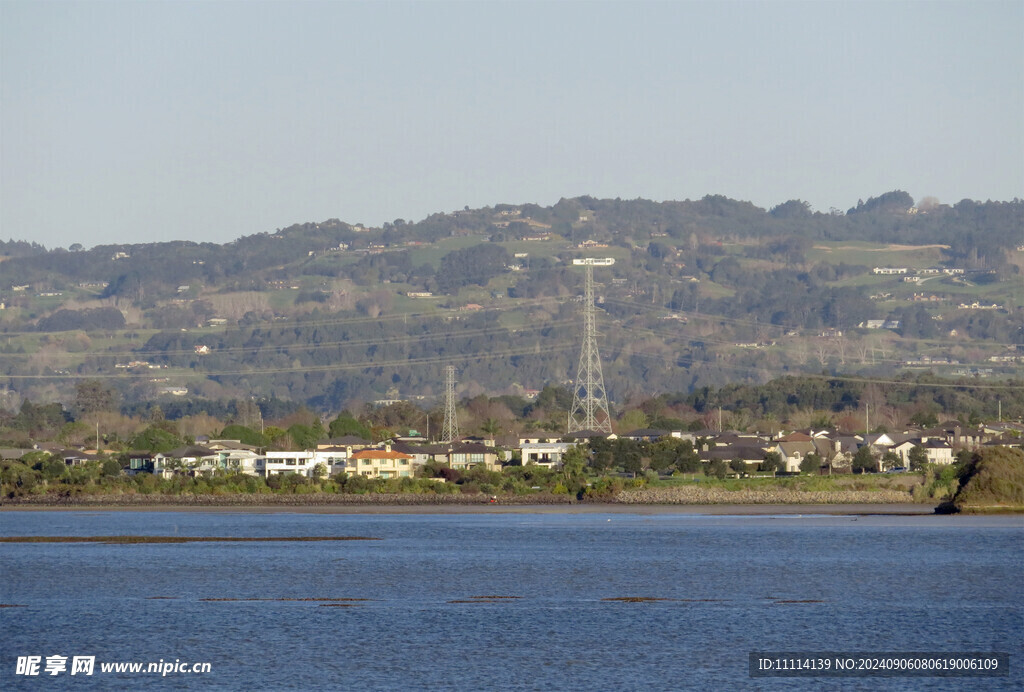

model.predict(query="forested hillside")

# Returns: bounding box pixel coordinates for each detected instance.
[1,191,1021,414]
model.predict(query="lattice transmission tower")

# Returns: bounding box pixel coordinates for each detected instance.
[441,365,460,443]
[568,258,614,434]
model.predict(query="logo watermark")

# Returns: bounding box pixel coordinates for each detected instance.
[749,652,1009,677]
[16,655,211,677]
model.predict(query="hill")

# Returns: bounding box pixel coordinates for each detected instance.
[1,192,1021,413]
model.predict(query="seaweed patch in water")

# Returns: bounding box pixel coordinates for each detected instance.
[0,604,26,608]
[470,595,522,600]
[0,536,379,544]
[200,597,375,603]
[601,597,675,603]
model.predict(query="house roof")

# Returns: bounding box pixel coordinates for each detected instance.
[701,445,767,462]
[350,449,414,460]
[565,430,615,440]
[777,441,816,457]
[163,445,216,459]
[621,429,670,439]
[0,448,35,460]
[388,442,430,455]
[447,442,494,454]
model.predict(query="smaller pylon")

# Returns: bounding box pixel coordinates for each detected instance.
[568,259,614,434]
[441,365,460,443]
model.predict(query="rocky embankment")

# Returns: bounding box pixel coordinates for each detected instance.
[0,487,919,507]
[0,492,576,507]
[614,486,914,505]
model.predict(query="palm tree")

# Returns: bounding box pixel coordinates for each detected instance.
[479,418,501,442]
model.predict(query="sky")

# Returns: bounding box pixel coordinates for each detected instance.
[2,0,1021,250]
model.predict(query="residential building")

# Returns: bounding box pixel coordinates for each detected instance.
[520,442,575,469]
[348,448,416,479]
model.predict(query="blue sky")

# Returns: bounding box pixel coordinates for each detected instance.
[2,1,1021,249]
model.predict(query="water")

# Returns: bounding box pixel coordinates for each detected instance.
[1,510,1021,690]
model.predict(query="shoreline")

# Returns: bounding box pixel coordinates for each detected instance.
[0,500,935,516]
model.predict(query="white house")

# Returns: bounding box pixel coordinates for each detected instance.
[520,442,575,469]
[254,451,322,478]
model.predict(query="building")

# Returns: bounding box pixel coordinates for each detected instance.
[520,442,575,469]
[348,448,416,479]
[253,451,322,478]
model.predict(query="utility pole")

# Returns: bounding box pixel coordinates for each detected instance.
[568,258,614,434]
[441,365,459,443]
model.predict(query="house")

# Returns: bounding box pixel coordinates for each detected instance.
[922,425,984,449]
[920,440,955,465]
[348,448,416,479]
[772,440,818,473]
[253,451,322,478]
[520,442,575,469]
[565,430,617,442]
[58,449,101,467]
[700,444,768,471]
[127,452,159,476]
[155,446,218,475]
[438,442,501,472]
[620,429,670,443]
[387,442,432,468]
[211,449,262,475]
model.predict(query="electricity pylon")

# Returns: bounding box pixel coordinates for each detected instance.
[568,258,614,434]
[441,365,460,443]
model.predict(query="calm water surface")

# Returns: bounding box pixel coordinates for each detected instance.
[1,510,1021,690]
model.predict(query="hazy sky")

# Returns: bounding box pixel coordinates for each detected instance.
[2,1,1021,249]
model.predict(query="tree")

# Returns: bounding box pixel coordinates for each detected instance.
[760,451,782,475]
[674,442,702,474]
[130,426,184,454]
[908,445,929,471]
[616,439,643,477]
[881,450,901,471]
[561,445,586,481]
[708,458,728,479]
[617,409,649,433]
[801,452,822,475]
[288,422,325,450]
[729,458,746,475]
[328,413,371,440]
[852,446,877,473]
[73,379,117,417]
[479,418,501,441]
[101,458,123,477]
[436,244,511,293]
[220,424,264,447]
